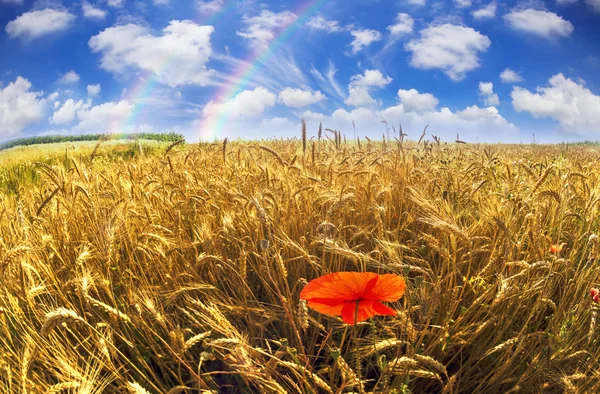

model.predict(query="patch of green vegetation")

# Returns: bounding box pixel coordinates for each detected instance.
[0,132,184,151]
[0,140,174,195]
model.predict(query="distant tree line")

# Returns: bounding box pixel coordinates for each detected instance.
[0,132,185,151]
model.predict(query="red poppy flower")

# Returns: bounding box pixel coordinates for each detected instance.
[549,243,566,253]
[299,272,406,325]
[592,288,600,303]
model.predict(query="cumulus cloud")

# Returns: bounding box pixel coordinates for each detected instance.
[49,99,92,125]
[259,117,296,130]
[504,9,573,39]
[348,29,382,54]
[195,87,517,142]
[455,0,472,8]
[345,69,392,107]
[72,100,132,134]
[350,69,393,87]
[387,13,414,37]
[479,82,493,95]
[203,87,276,118]
[323,97,516,142]
[500,68,523,83]
[478,82,500,106]
[397,89,439,112]
[301,110,328,122]
[106,0,125,7]
[87,84,101,97]
[403,0,426,6]
[472,2,497,19]
[237,10,297,48]
[511,73,600,133]
[6,8,76,40]
[405,24,490,81]
[0,77,46,137]
[82,2,107,19]
[89,21,215,87]
[57,70,80,84]
[278,88,325,108]
[307,15,344,33]
[196,0,224,13]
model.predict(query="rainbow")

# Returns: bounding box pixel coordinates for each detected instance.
[198,0,328,141]
[117,0,327,141]
[119,1,235,135]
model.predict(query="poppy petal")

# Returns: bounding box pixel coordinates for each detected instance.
[300,272,381,302]
[341,302,357,325]
[371,301,397,316]
[340,300,398,325]
[306,300,345,317]
[363,274,406,302]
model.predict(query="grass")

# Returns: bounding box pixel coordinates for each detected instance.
[1,136,600,393]
[0,140,166,195]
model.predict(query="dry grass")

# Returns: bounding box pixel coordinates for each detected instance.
[1,138,600,393]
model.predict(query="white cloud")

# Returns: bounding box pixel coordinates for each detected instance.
[196,0,224,12]
[478,81,493,95]
[203,87,276,118]
[454,105,505,122]
[311,60,346,101]
[478,81,500,106]
[87,84,101,97]
[6,8,76,40]
[301,110,328,122]
[404,0,426,6]
[57,70,80,84]
[307,15,344,33]
[472,2,496,19]
[455,0,472,8]
[325,61,345,100]
[237,10,297,48]
[345,69,392,107]
[0,77,46,137]
[106,0,125,7]
[349,29,382,54]
[586,0,600,11]
[387,13,414,36]
[504,9,573,39]
[259,117,296,129]
[500,68,523,83]
[89,21,215,87]
[511,73,600,133]
[405,24,490,81]
[49,99,92,125]
[82,2,107,19]
[323,99,516,142]
[350,69,393,87]
[72,100,132,134]
[397,88,439,112]
[346,86,378,107]
[278,88,325,108]
[194,87,517,142]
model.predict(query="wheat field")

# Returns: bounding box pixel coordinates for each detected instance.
[1,136,600,393]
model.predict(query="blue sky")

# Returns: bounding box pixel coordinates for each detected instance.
[0,0,599,143]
